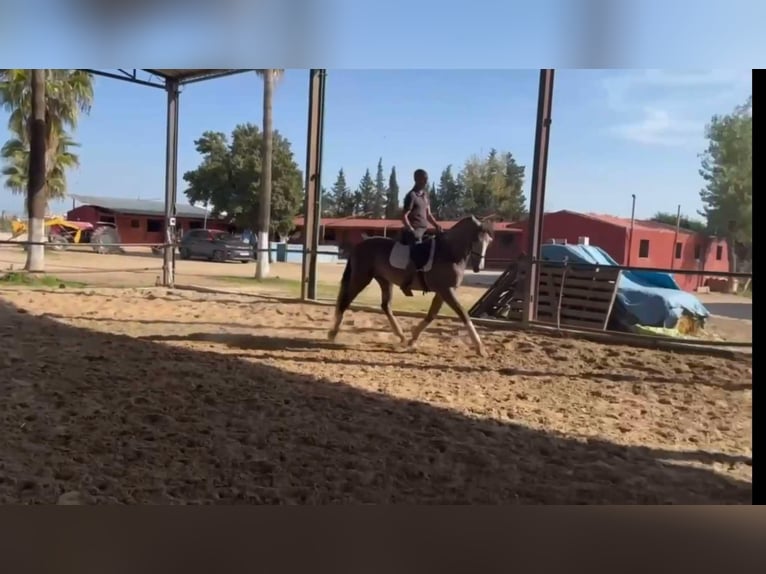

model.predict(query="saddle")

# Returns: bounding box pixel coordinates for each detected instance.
[391,233,439,297]
[390,233,437,271]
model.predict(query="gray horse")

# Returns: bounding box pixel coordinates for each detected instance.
[328,215,495,357]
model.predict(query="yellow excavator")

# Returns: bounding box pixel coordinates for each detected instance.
[10,216,95,251]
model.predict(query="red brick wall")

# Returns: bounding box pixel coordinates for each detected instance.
[66,206,226,245]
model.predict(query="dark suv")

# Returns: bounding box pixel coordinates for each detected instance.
[179,229,254,263]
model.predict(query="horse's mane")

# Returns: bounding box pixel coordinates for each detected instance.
[439,215,492,263]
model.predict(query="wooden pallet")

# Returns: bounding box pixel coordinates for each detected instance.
[469,259,621,331]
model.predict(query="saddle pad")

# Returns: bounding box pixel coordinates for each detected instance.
[389,240,436,272]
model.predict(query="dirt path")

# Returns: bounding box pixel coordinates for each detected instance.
[0,287,752,504]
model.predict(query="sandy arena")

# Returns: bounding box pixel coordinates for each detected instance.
[0,286,752,504]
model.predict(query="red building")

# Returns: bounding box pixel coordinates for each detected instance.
[293,210,729,292]
[514,210,729,291]
[67,194,228,245]
[291,216,522,265]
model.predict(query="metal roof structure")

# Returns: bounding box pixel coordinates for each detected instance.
[83,69,251,89]
[70,194,211,219]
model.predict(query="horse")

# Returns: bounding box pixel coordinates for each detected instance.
[328,215,495,357]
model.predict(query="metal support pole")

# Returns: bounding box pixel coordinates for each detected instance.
[301,69,327,300]
[162,79,180,287]
[627,193,636,266]
[522,69,555,325]
[670,204,681,270]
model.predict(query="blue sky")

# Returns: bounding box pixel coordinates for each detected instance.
[0,69,751,221]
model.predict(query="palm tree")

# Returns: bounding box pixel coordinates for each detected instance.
[26,69,47,272]
[2,133,80,196]
[255,69,283,280]
[0,69,93,201]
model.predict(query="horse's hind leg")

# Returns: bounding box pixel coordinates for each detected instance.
[440,287,487,357]
[328,268,373,341]
[408,294,443,348]
[376,277,406,344]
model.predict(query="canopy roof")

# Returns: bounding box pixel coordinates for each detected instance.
[143,69,250,84]
[83,69,251,88]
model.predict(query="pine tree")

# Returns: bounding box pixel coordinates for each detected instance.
[435,164,465,219]
[502,152,527,220]
[327,168,355,217]
[427,182,438,217]
[356,169,376,217]
[371,157,387,218]
[386,166,400,218]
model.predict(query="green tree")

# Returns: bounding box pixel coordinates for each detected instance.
[320,186,333,217]
[355,169,376,217]
[371,157,387,218]
[698,96,752,270]
[0,69,93,201]
[434,164,465,219]
[651,211,707,234]
[458,149,526,220]
[326,168,355,217]
[386,166,400,219]
[459,154,492,215]
[182,123,303,241]
[502,152,527,220]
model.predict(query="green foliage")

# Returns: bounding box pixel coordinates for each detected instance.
[698,96,752,267]
[182,123,303,237]
[651,211,707,233]
[0,69,93,200]
[354,169,377,217]
[386,166,400,218]
[331,148,526,222]
[0,271,86,288]
[371,158,387,219]
[435,149,526,220]
[325,168,356,217]
[433,165,463,219]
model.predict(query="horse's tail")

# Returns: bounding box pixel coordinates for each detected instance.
[335,257,354,315]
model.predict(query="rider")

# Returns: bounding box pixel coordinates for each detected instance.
[400,168,442,296]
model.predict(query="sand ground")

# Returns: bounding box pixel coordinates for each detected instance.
[0,286,752,504]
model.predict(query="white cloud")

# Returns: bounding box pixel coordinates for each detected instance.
[608,107,702,146]
[602,69,751,147]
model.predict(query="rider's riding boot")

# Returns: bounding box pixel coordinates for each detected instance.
[401,272,415,297]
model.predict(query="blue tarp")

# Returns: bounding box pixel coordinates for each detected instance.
[540,244,709,328]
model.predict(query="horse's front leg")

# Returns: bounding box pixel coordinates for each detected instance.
[439,287,488,358]
[408,293,444,347]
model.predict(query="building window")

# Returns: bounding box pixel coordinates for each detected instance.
[716,245,723,260]
[501,233,515,246]
[674,242,682,259]
[130,219,141,228]
[146,219,164,233]
[638,239,650,258]
[694,244,701,260]
[188,220,204,230]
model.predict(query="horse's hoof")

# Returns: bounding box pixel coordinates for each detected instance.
[407,338,418,348]
[327,330,337,342]
[477,346,489,358]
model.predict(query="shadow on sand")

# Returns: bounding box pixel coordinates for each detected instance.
[0,299,751,504]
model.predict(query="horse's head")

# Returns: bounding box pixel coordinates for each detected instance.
[468,215,495,273]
